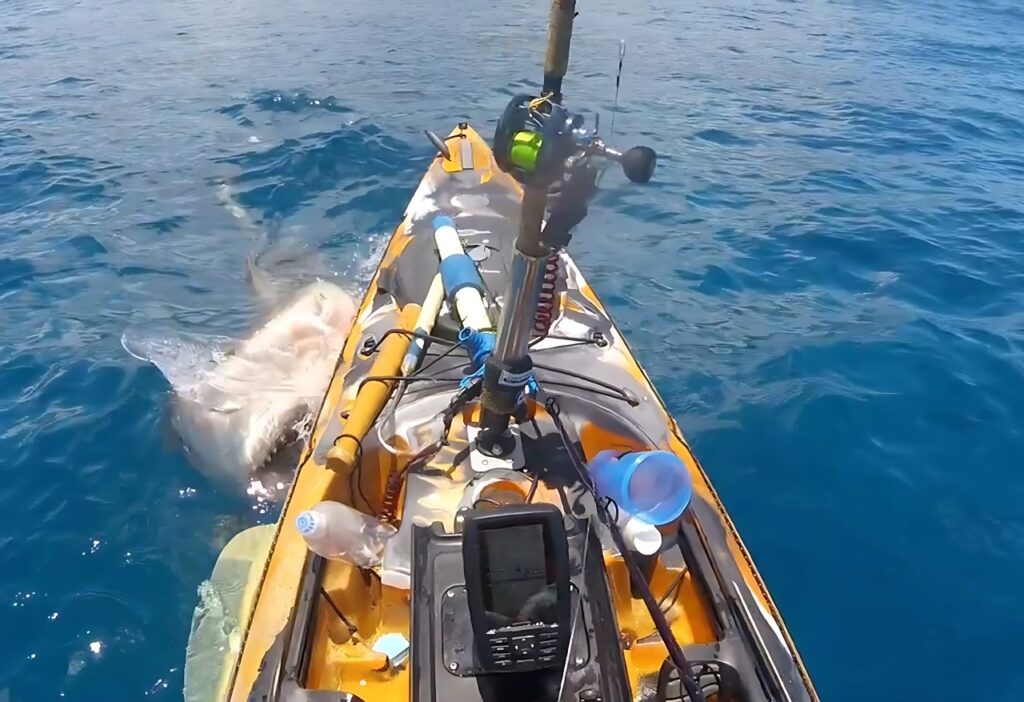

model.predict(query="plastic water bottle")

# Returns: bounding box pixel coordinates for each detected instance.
[589,449,693,526]
[295,501,397,567]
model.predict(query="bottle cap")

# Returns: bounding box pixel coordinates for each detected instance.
[372,633,411,669]
[295,510,323,537]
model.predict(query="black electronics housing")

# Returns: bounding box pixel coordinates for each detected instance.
[409,510,631,702]
[461,504,572,673]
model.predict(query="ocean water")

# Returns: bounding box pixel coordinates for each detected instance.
[2,0,1023,700]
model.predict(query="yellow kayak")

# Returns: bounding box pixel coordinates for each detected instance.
[184,122,818,702]
[185,3,818,700]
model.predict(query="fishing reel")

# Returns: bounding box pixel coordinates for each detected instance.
[494,94,580,188]
[493,94,658,187]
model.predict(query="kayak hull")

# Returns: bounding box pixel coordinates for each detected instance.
[200,125,817,702]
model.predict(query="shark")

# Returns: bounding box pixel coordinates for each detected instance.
[125,185,358,497]
[125,278,356,495]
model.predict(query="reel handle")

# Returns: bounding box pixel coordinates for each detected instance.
[587,142,657,183]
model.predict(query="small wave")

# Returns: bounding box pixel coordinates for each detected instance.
[804,169,881,194]
[46,76,93,87]
[116,265,188,279]
[62,235,107,257]
[0,153,120,215]
[0,257,36,290]
[694,128,756,146]
[215,122,413,221]
[140,215,189,234]
[218,91,355,128]
[251,91,355,115]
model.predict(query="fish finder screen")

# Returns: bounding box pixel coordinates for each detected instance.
[480,524,553,623]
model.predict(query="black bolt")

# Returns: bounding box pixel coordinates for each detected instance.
[359,335,377,356]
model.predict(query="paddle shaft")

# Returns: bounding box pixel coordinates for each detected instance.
[326,304,421,475]
[400,274,445,376]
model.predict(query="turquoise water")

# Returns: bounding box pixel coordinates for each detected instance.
[3,0,1024,699]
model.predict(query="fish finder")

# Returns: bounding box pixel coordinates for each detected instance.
[462,503,571,673]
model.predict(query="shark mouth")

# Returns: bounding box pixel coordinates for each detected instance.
[123,318,342,499]
[255,404,315,472]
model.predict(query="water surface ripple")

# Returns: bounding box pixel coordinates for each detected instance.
[2,0,1023,700]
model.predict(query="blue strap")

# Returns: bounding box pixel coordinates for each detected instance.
[457,328,494,389]
[456,328,537,396]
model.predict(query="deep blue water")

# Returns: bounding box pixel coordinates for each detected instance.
[2,0,1024,699]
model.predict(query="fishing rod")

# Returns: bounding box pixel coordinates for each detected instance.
[477,0,656,455]
[469,3,704,699]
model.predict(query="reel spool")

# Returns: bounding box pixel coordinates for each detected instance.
[493,94,580,188]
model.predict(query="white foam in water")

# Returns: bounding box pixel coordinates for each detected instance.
[356,231,390,282]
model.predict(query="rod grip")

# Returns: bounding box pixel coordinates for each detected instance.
[543,0,576,98]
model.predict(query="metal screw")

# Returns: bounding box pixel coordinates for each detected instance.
[448,662,459,671]
[575,656,584,666]
[447,590,455,598]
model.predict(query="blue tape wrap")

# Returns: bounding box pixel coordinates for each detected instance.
[433,214,455,230]
[439,254,485,298]
[401,327,429,370]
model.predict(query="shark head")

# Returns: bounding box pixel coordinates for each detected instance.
[128,280,357,497]
[127,184,363,499]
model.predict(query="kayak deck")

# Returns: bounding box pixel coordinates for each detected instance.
[215,125,817,702]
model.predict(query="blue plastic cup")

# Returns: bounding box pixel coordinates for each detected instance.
[588,449,693,525]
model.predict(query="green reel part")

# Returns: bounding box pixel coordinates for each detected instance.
[493,94,576,188]
[509,131,544,173]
